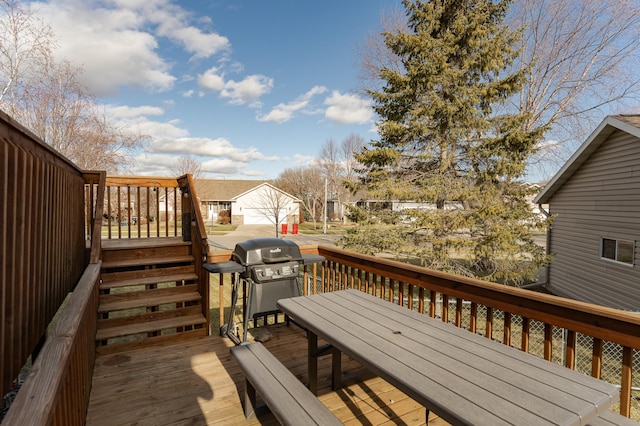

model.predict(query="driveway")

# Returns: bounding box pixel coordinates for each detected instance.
[207,224,342,252]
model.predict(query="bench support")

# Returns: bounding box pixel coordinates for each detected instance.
[307,332,341,395]
[230,342,341,426]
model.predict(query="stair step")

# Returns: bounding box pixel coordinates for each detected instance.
[99,284,201,312]
[96,307,207,341]
[101,255,195,270]
[96,329,208,356]
[100,239,192,265]
[100,272,198,291]
[101,265,196,284]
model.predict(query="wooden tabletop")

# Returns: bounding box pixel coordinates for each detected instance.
[278,289,620,426]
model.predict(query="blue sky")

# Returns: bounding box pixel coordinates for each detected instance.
[30,0,404,179]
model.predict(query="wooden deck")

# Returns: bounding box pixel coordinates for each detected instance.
[86,322,448,425]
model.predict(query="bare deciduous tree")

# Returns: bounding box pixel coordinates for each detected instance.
[173,155,203,179]
[0,0,54,102]
[254,185,293,238]
[319,134,366,223]
[509,0,640,175]
[274,166,324,227]
[5,59,142,172]
[1,0,145,173]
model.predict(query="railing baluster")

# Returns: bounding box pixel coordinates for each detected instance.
[521,317,530,353]
[155,187,160,237]
[591,338,603,379]
[621,346,633,417]
[172,187,178,235]
[429,290,436,318]
[117,186,122,238]
[136,187,141,238]
[455,298,463,328]
[470,302,477,333]
[544,324,553,361]
[565,330,576,369]
[146,187,151,237]
[442,294,449,323]
[504,312,511,346]
[485,307,493,339]
[372,273,378,297]
[107,187,112,238]
[126,185,132,238]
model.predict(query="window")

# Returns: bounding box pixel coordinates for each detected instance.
[601,238,635,265]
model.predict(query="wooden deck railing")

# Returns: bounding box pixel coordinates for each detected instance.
[1,111,90,400]
[208,244,640,417]
[102,176,183,239]
[2,263,101,425]
[177,174,211,330]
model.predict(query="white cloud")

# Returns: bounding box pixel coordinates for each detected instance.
[220,74,274,106]
[111,0,230,59]
[324,91,373,125]
[257,85,327,123]
[198,67,226,91]
[198,67,273,106]
[106,105,165,119]
[33,0,230,95]
[201,158,249,176]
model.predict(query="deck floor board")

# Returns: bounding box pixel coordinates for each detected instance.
[86,323,448,425]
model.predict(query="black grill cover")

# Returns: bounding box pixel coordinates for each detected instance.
[232,238,303,266]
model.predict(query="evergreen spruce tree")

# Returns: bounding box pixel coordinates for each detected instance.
[342,0,550,285]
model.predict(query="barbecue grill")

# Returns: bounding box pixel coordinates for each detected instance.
[204,237,324,344]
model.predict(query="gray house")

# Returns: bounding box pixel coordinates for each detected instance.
[534,115,640,312]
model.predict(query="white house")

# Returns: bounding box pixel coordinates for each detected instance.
[194,180,301,226]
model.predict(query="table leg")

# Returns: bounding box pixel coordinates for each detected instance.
[332,349,341,390]
[308,332,318,395]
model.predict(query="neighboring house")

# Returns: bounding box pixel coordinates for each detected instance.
[534,115,640,312]
[343,182,541,217]
[194,179,301,225]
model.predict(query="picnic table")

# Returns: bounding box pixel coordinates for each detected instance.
[278,289,621,426]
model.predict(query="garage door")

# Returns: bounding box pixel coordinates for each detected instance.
[242,208,287,225]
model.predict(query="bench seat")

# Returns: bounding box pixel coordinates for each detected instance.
[230,342,341,426]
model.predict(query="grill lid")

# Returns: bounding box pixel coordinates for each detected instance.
[232,238,303,266]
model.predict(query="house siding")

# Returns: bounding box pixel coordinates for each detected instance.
[547,129,640,311]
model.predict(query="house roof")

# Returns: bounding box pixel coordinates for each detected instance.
[232,182,301,202]
[194,179,270,201]
[534,115,640,204]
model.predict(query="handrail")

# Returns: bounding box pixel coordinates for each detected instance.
[177,174,210,333]
[208,243,640,417]
[2,262,101,425]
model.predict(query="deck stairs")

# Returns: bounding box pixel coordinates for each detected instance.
[96,237,208,354]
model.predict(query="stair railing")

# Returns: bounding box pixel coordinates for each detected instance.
[177,174,210,333]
